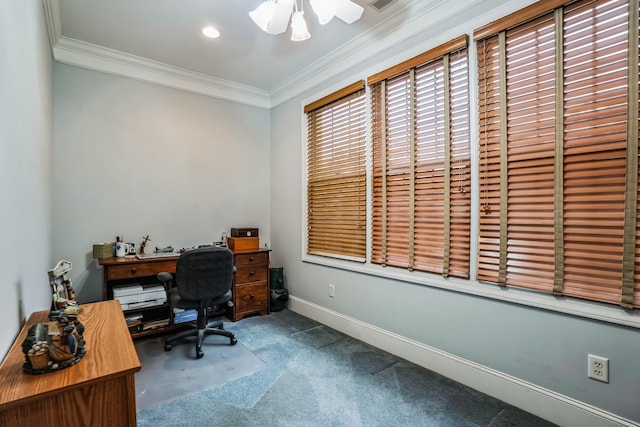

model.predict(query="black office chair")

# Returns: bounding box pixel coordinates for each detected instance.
[157,247,237,359]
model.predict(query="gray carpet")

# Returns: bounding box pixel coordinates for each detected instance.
[135,309,557,427]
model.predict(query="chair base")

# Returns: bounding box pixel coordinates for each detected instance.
[164,319,237,359]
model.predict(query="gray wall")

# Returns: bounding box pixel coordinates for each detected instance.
[269,0,640,423]
[0,1,53,357]
[52,63,271,303]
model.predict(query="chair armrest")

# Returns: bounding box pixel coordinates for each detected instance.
[157,272,173,291]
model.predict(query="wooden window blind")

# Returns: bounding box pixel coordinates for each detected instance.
[305,81,367,261]
[475,0,640,308]
[370,37,471,278]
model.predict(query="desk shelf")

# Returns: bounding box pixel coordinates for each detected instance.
[100,256,179,338]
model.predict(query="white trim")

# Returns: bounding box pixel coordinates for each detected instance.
[52,36,271,108]
[42,0,270,108]
[270,0,484,107]
[42,0,484,108]
[289,296,640,427]
[301,253,640,329]
[41,0,62,49]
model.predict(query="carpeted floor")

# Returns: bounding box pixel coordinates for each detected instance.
[135,309,557,427]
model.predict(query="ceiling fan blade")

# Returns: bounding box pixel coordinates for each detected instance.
[334,0,364,24]
[266,0,295,35]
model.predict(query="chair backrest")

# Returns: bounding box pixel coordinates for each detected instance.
[175,247,234,301]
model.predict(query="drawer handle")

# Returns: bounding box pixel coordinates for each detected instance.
[249,294,255,299]
[249,256,255,261]
[130,267,137,274]
[249,271,255,276]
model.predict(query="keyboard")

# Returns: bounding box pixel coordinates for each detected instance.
[135,252,179,260]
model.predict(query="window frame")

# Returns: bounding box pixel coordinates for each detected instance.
[368,41,472,279]
[303,80,368,262]
[474,0,640,309]
[300,1,640,329]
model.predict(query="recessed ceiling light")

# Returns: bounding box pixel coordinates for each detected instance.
[202,26,220,39]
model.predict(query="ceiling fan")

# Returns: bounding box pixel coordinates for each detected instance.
[250,0,365,41]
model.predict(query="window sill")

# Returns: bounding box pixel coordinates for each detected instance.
[302,254,640,329]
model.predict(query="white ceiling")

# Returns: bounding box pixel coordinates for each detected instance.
[44,0,482,107]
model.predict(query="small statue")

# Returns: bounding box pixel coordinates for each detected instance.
[47,260,81,313]
[46,312,80,362]
[140,235,151,254]
[22,310,86,374]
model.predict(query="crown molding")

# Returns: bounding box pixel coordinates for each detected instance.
[42,0,269,108]
[42,0,483,109]
[269,0,484,107]
[52,36,271,108]
[42,0,62,48]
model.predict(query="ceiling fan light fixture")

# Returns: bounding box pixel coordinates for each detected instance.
[334,0,364,24]
[310,0,337,25]
[290,10,311,41]
[250,0,363,41]
[249,0,277,32]
[265,0,295,35]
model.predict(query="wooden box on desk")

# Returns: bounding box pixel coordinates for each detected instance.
[230,227,259,237]
[228,236,259,251]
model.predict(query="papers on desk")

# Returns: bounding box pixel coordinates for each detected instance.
[120,299,167,311]
[113,284,167,311]
[142,319,170,330]
[135,251,178,260]
[125,313,143,333]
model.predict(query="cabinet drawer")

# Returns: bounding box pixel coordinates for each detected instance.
[235,283,268,312]
[234,252,268,267]
[106,261,176,281]
[235,265,267,284]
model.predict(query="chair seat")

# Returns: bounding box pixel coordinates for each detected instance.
[168,288,232,311]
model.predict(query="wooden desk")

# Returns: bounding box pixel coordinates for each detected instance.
[0,300,141,427]
[100,249,271,332]
[99,256,179,302]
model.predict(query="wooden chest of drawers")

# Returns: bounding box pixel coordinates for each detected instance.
[229,248,271,321]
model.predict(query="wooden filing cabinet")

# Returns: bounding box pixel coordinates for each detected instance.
[229,248,271,321]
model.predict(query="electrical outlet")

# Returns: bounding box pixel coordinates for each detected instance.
[328,284,335,297]
[588,354,609,383]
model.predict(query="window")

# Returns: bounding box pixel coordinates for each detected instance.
[368,36,472,278]
[305,82,367,261]
[475,0,639,308]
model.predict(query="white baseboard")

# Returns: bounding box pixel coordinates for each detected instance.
[288,296,638,427]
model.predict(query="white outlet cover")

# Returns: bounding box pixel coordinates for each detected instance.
[588,354,609,383]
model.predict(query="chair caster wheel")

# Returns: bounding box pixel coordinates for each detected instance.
[164,343,172,351]
[230,338,237,346]
[196,350,204,359]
